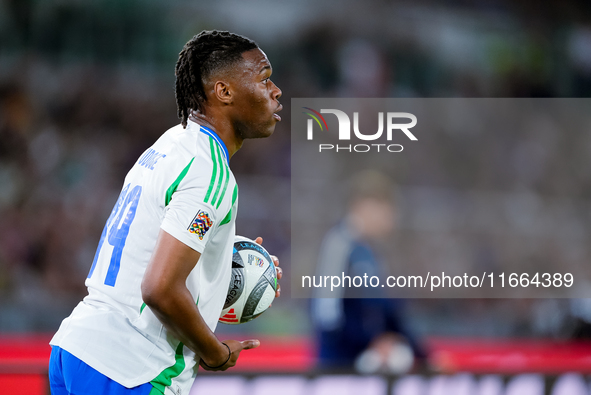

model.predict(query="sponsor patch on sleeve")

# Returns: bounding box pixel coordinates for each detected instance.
[188,210,213,240]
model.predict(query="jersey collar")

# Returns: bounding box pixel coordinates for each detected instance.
[190,121,230,164]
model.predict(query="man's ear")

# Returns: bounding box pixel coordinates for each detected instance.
[214,80,232,104]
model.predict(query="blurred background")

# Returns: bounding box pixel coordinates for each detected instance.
[2,0,591,394]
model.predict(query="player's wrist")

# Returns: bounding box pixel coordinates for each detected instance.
[202,342,231,369]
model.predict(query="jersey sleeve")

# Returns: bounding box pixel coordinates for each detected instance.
[160,156,220,253]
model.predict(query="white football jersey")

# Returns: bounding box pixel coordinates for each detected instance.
[51,119,238,394]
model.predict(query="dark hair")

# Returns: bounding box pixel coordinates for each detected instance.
[175,30,258,128]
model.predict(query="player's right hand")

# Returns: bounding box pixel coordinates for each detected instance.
[199,339,260,371]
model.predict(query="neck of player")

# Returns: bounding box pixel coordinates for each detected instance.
[189,110,243,159]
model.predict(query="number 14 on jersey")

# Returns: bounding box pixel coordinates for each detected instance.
[87,184,142,286]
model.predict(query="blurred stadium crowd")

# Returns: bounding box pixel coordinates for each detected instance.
[1,0,591,351]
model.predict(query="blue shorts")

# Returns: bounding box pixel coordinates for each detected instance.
[49,346,157,395]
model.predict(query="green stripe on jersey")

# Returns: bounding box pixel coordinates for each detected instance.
[210,143,225,206]
[165,158,195,206]
[147,300,200,394]
[204,138,218,203]
[148,297,200,394]
[219,185,239,226]
[215,152,230,209]
[150,342,186,394]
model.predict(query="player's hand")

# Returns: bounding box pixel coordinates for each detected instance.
[254,237,282,298]
[199,339,260,371]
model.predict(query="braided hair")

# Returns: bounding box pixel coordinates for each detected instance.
[175,30,258,128]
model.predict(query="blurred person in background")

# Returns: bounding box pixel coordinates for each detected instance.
[311,170,427,374]
[336,39,391,98]
[48,30,283,395]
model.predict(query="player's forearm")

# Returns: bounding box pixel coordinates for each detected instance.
[142,285,228,366]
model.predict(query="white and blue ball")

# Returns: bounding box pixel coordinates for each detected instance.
[219,236,277,324]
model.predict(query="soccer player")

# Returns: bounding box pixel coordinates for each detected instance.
[49,30,283,395]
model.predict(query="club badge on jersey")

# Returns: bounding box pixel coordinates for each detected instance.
[188,210,213,240]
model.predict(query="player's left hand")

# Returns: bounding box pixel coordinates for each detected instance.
[254,237,281,298]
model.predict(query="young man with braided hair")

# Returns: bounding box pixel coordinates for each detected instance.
[49,30,283,395]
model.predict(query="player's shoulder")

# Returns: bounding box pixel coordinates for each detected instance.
[157,122,235,213]
[167,122,233,182]
[189,122,229,163]
[183,121,231,175]
[151,122,210,165]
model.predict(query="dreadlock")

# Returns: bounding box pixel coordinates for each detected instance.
[175,30,258,128]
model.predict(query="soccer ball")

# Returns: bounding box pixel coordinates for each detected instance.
[219,236,277,324]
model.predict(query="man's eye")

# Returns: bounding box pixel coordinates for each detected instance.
[262,78,269,83]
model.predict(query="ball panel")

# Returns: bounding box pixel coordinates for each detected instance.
[261,264,277,290]
[253,287,275,316]
[242,277,271,322]
[235,239,274,268]
[223,267,244,310]
[219,307,240,324]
